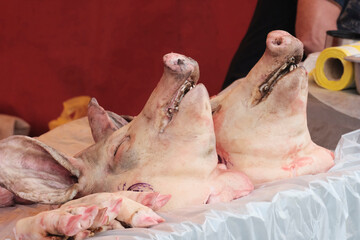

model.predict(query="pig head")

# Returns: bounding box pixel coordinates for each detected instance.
[211,31,334,185]
[76,53,253,210]
[0,53,253,210]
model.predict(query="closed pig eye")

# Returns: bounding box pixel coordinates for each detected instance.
[113,135,131,157]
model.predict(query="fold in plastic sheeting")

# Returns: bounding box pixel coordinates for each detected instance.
[91,129,360,240]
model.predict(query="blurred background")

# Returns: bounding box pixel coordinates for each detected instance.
[0,0,256,136]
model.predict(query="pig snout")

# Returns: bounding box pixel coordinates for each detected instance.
[163,53,193,72]
[163,53,200,82]
[265,30,303,61]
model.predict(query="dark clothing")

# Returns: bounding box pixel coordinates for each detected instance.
[222,0,353,89]
[222,0,297,89]
[337,0,360,32]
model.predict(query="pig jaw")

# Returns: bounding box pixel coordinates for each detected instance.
[144,84,253,209]
[215,68,334,184]
[225,146,334,185]
[116,85,220,210]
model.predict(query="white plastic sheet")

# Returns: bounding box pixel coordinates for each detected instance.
[2,130,360,239]
[91,129,360,240]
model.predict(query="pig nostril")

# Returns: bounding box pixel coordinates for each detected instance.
[273,38,282,46]
[177,59,184,65]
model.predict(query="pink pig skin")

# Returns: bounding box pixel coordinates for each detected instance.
[14,205,100,240]
[0,187,14,207]
[60,192,166,227]
[211,30,334,185]
[0,53,253,211]
[13,191,166,240]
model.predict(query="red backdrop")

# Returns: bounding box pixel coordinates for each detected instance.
[0,0,256,136]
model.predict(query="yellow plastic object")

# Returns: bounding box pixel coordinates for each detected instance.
[314,42,360,91]
[49,96,91,130]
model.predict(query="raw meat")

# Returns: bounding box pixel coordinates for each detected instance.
[0,53,253,210]
[14,191,165,240]
[211,30,335,185]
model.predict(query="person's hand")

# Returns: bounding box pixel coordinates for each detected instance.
[296,0,341,54]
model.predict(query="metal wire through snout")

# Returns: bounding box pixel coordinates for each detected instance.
[259,57,298,96]
[167,80,195,117]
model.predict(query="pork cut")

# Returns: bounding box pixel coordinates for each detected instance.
[0,53,253,211]
[211,30,335,185]
[14,191,166,240]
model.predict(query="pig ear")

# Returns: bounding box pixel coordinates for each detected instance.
[106,111,130,127]
[0,136,81,204]
[87,98,129,142]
